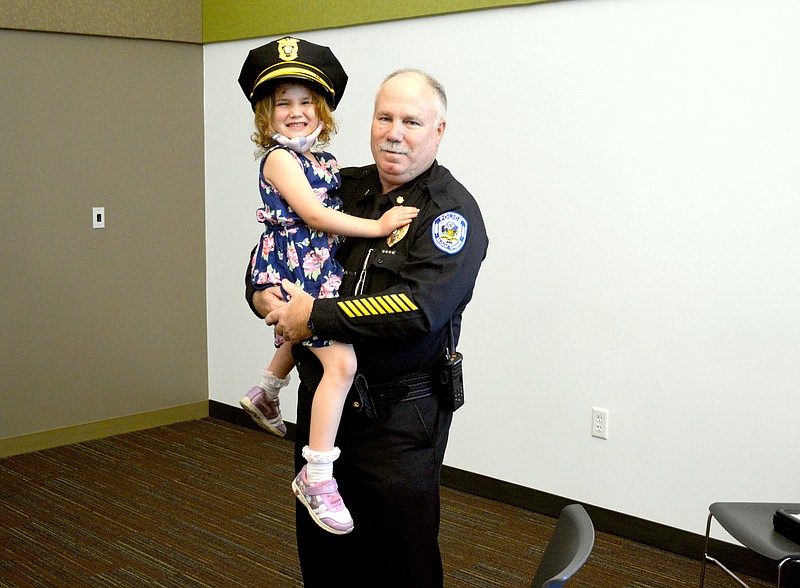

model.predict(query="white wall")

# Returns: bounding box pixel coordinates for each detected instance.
[205,0,800,541]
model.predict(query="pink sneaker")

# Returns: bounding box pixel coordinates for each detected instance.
[240,386,287,437]
[292,466,354,535]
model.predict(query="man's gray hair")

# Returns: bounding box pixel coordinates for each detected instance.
[381,68,447,123]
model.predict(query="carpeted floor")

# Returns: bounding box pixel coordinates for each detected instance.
[0,418,773,587]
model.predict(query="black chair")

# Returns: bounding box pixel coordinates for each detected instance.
[530,503,595,588]
[700,502,800,587]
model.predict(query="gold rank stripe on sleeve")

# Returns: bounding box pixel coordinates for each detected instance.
[337,294,419,318]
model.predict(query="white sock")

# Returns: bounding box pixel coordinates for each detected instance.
[306,462,333,482]
[259,369,290,400]
[302,446,340,483]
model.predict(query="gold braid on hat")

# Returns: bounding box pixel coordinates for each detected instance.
[250,63,335,101]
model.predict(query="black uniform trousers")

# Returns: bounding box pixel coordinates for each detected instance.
[293,360,453,588]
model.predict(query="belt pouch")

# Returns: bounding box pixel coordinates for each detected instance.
[350,373,377,421]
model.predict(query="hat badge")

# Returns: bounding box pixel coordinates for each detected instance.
[278,37,299,61]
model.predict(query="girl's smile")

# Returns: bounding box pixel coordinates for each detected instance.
[271,83,319,139]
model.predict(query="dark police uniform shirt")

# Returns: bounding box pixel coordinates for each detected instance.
[307,160,488,385]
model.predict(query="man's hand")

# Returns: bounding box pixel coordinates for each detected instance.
[265,280,314,343]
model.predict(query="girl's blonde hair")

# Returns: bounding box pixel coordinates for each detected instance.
[251,82,338,157]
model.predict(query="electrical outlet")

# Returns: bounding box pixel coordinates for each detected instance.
[592,407,609,440]
[92,207,105,229]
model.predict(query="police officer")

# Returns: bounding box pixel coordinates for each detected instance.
[248,68,488,587]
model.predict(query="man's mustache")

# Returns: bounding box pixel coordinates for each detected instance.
[378,141,409,155]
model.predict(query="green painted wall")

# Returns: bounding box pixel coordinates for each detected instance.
[202,0,556,43]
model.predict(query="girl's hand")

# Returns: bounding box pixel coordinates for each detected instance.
[253,286,285,319]
[377,206,419,236]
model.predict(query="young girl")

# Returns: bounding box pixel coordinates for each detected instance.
[237,38,418,535]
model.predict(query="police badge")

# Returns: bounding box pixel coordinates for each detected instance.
[277,37,299,61]
[387,224,409,247]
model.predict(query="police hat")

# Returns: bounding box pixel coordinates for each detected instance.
[238,37,348,111]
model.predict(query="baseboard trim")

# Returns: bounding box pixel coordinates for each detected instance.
[208,399,785,584]
[439,466,784,584]
[209,398,297,438]
[0,401,209,458]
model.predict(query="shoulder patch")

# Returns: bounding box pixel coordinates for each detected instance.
[431,211,468,254]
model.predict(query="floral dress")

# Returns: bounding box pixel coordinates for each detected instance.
[250,145,344,347]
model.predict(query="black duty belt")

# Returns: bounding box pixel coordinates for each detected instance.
[362,371,437,406]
